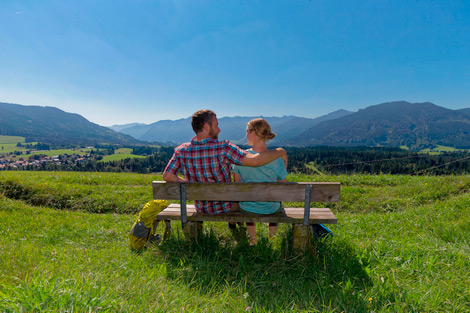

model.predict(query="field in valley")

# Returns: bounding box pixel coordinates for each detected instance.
[0,171,469,312]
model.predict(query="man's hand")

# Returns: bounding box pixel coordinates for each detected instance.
[241,147,287,167]
[277,148,288,167]
[272,148,288,167]
[162,171,186,182]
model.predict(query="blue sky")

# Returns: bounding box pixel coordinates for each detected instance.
[1,1,469,126]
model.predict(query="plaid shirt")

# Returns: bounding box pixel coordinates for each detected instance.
[164,136,247,214]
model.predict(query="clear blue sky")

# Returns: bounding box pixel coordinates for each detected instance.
[1,1,469,126]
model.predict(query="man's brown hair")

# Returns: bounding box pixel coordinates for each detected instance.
[191,110,216,133]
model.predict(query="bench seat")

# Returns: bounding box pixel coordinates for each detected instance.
[157,204,337,224]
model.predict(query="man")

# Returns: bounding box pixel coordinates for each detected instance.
[163,109,287,214]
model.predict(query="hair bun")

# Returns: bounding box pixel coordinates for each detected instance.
[247,118,276,141]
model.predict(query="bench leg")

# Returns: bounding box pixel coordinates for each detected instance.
[292,224,313,252]
[183,221,203,241]
[163,220,172,240]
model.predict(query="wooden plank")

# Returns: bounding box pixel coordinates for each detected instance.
[156,205,338,224]
[153,181,340,202]
[161,204,335,213]
[159,205,336,212]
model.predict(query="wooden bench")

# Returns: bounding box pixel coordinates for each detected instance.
[152,181,340,250]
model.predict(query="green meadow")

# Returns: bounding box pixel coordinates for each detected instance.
[0,135,93,160]
[99,153,147,162]
[97,147,147,162]
[114,148,133,154]
[0,136,28,154]
[0,135,26,144]
[0,136,144,162]
[420,145,467,155]
[0,171,469,312]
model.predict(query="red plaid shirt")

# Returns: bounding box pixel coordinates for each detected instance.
[164,137,247,214]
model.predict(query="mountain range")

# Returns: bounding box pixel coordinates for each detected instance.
[3,101,470,150]
[288,101,470,149]
[109,101,470,149]
[108,109,353,145]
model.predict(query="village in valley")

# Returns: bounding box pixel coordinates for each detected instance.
[0,135,158,172]
[0,146,90,170]
[0,153,88,170]
[0,136,94,170]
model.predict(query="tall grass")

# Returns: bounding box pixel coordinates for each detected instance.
[0,171,158,213]
[0,171,469,312]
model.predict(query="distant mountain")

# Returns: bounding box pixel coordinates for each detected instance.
[286,101,470,149]
[107,123,147,133]
[0,102,139,145]
[112,110,353,144]
[457,108,470,116]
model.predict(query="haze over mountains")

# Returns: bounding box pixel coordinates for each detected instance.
[2,101,470,150]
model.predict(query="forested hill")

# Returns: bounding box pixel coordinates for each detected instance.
[286,101,470,149]
[0,102,139,146]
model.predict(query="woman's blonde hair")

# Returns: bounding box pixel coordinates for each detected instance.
[247,118,276,141]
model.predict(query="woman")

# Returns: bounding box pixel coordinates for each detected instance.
[232,118,288,245]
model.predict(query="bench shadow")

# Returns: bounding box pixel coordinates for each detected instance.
[154,228,372,311]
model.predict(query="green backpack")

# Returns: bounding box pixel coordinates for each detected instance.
[129,199,169,250]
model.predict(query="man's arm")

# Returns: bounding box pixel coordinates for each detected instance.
[162,171,187,182]
[241,148,287,167]
[162,148,187,182]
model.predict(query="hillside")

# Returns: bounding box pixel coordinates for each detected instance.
[0,102,139,146]
[287,101,470,149]
[1,171,469,312]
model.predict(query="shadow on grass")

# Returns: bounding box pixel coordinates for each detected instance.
[154,228,372,312]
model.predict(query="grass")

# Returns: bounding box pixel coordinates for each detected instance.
[0,136,28,154]
[0,144,26,154]
[0,171,157,213]
[99,153,146,162]
[114,148,133,154]
[304,161,324,175]
[0,171,469,312]
[420,145,467,155]
[0,135,26,144]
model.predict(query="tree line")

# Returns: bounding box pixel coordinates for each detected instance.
[284,146,470,175]
[3,144,470,175]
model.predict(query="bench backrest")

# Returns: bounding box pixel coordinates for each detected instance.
[153,181,340,202]
[153,181,340,226]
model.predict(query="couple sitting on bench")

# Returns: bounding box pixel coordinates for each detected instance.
[162,109,288,245]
